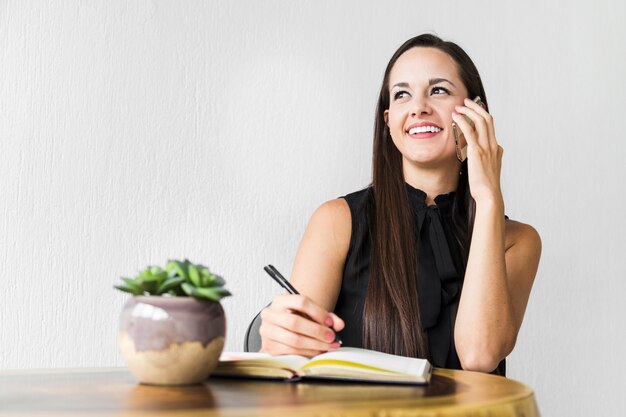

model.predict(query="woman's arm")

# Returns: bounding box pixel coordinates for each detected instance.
[259,198,351,357]
[452,98,542,372]
[454,203,541,372]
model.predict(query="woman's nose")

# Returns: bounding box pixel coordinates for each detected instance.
[410,97,432,117]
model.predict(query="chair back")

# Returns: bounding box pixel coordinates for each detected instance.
[244,309,263,352]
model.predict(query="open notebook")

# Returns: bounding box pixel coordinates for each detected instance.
[212,347,432,385]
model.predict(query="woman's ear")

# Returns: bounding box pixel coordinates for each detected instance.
[383,110,389,125]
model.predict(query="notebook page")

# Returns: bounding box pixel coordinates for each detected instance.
[219,352,309,370]
[307,347,428,376]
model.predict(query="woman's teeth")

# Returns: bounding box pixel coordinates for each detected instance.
[408,126,442,134]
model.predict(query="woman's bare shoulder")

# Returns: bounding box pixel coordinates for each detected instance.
[505,218,542,256]
[314,198,351,220]
[308,198,351,252]
[290,198,352,309]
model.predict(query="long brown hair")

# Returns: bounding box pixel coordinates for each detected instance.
[363,34,489,358]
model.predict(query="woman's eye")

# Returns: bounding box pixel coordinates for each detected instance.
[431,86,450,95]
[393,90,409,100]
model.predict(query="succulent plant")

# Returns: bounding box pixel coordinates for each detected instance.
[115,259,231,302]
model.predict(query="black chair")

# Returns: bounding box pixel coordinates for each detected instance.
[243,308,264,352]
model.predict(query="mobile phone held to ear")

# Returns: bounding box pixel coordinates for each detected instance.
[452,96,486,162]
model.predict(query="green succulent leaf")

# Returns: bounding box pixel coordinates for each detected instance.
[181,282,197,297]
[114,284,141,295]
[197,268,225,287]
[121,277,140,290]
[188,264,202,287]
[194,286,232,301]
[208,274,225,287]
[166,260,188,280]
[181,283,228,300]
[117,259,230,299]
[199,268,211,286]
[156,276,185,294]
[141,267,165,282]
[200,274,210,287]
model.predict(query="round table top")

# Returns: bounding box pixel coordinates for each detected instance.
[0,367,539,417]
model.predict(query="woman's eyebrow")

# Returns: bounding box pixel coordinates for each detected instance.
[429,78,456,87]
[390,82,410,90]
[391,78,457,90]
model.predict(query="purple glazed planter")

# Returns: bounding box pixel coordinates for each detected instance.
[119,296,226,386]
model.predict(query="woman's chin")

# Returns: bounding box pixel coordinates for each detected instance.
[402,151,455,167]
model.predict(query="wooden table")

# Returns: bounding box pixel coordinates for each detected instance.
[0,367,539,416]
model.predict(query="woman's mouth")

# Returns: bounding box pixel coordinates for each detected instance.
[406,124,443,139]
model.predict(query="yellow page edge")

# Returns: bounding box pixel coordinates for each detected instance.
[300,359,400,374]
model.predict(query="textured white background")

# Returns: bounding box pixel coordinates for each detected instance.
[1,1,624,416]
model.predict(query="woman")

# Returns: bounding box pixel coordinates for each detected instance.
[259,34,541,375]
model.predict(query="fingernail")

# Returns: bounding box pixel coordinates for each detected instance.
[326,332,336,342]
[325,318,333,327]
[330,342,341,349]
[464,98,472,103]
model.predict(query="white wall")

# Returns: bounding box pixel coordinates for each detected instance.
[1,1,624,416]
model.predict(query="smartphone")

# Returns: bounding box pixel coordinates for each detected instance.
[452,96,486,162]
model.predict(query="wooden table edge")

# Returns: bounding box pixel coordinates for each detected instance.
[0,367,539,417]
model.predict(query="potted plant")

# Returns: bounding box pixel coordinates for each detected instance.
[115,259,231,386]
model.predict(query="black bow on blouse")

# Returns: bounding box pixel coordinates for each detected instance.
[406,185,462,367]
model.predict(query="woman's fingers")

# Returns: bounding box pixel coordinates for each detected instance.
[328,312,345,332]
[458,98,498,151]
[261,338,325,358]
[272,294,335,327]
[452,99,504,203]
[262,307,338,345]
[259,294,343,356]
[451,111,477,148]
[453,105,489,150]
[260,315,340,352]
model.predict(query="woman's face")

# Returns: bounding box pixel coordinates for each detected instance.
[384,47,469,169]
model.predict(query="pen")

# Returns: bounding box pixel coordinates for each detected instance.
[263,264,342,345]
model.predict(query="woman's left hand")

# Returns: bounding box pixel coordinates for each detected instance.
[451,98,504,206]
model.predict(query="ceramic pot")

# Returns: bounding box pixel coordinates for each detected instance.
[119,296,225,385]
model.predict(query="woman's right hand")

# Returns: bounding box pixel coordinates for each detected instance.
[259,294,345,357]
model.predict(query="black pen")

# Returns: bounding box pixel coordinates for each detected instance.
[263,264,342,345]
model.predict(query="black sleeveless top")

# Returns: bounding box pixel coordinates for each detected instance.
[335,184,506,376]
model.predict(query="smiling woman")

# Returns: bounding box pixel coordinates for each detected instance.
[258,34,541,376]
[385,47,470,173]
